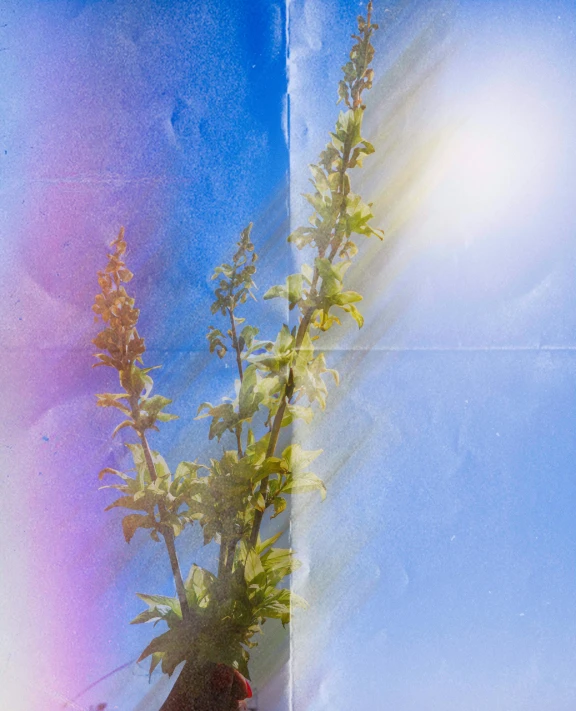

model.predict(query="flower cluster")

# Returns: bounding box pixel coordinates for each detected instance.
[92,227,145,375]
[339,1,378,110]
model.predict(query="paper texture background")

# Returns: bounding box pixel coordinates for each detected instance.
[1,1,576,709]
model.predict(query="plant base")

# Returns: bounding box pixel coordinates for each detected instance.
[159,661,244,711]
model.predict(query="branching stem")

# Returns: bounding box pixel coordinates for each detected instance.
[249,102,358,548]
[138,430,191,622]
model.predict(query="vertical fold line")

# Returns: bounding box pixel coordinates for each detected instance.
[285,1,295,709]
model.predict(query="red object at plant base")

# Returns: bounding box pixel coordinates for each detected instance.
[211,664,253,700]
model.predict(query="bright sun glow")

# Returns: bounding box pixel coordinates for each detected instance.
[426,78,563,234]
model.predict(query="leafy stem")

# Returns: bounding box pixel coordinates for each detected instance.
[138,430,191,622]
[250,1,377,547]
[228,306,245,461]
[92,3,384,689]
[228,307,244,385]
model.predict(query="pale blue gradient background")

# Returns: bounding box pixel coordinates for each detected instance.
[1,0,576,709]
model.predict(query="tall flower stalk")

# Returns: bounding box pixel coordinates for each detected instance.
[92,228,191,621]
[92,4,382,708]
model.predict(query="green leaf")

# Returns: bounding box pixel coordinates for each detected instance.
[263,284,286,300]
[301,263,314,284]
[285,405,314,424]
[238,364,263,420]
[276,587,309,610]
[264,275,304,307]
[126,446,170,480]
[245,548,266,585]
[271,497,287,519]
[316,257,349,300]
[136,593,181,612]
[132,593,182,624]
[120,363,154,399]
[185,564,215,607]
[141,395,172,415]
[287,226,315,249]
[196,401,239,441]
[283,472,327,501]
[125,443,149,483]
[256,531,284,554]
[260,548,302,587]
[344,303,364,328]
[174,461,200,480]
[282,444,323,473]
[288,591,309,610]
[251,457,284,487]
[335,108,363,147]
[240,324,259,350]
[130,608,163,625]
[245,431,271,465]
[157,412,178,423]
[309,164,331,198]
[286,273,304,305]
[137,395,177,429]
[277,325,294,353]
[331,290,362,306]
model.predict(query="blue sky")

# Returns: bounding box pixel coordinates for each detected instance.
[287,1,576,710]
[2,0,576,709]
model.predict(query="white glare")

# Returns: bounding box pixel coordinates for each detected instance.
[427,78,562,234]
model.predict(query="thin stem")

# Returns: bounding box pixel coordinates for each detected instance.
[218,307,246,576]
[218,536,228,578]
[223,534,239,575]
[248,317,307,547]
[138,431,191,622]
[228,307,245,459]
[250,119,356,548]
[228,307,244,384]
[235,428,243,458]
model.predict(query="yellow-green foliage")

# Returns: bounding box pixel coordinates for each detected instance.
[92,1,382,684]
